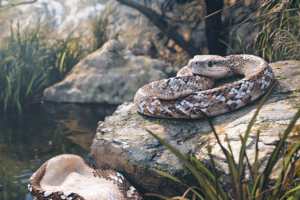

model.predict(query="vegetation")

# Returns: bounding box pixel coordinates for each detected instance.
[0,103,94,200]
[0,11,110,114]
[89,8,111,51]
[146,81,300,200]
[247,0,300,62]
[0,21,85,114]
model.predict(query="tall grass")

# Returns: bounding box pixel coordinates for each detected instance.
[251,0,300,62]
[89,9,110,51]
[146,81,300,200]
[0,21,87,114]
[0,10,110,114]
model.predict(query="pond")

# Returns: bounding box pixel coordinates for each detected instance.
[0,102,118,200]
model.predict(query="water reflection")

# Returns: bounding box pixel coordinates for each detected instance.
[0,102,118,200]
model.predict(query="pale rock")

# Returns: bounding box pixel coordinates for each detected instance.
[89,60,300,196]
[43,39,167,104]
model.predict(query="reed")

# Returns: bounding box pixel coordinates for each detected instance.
[0,10,110,114]
[251,0,300,62]
[146,81,300,200]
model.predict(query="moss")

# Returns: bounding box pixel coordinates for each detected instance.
[181,131,199,142]
[290,98,300,109]
[152,118,187,127]
[293,89,300,93]
[197,136,210,150]
[259,119,272,130]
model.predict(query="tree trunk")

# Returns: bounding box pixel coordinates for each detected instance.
[204,0,227,56]
[116,0,202,57]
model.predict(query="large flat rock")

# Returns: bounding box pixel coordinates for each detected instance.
[43,40,167,104]
[89,61,300,198]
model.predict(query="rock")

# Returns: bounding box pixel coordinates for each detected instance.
[105,1,154,56]
[222,0,263,54]
[0,0,107,44]
[89,60,300,197]
[43,39,168,104]
[103,1,207,70]
[105,0,262,68]
[150,1,207,68]
[1,0,264,66]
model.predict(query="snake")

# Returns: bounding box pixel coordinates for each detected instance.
[28,154,143,200]
[134,55,274,118]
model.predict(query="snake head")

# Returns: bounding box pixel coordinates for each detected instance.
[188,55,230,79]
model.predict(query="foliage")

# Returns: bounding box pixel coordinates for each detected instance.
[0,165,27,200]
[252,0,300,62]
[47,27,87,85]
[219,35,246,55]
[88,8,111,51]
[146,81,300,200]
[284,124,300,198]
[0,2,112,114]
[0,21,88,114]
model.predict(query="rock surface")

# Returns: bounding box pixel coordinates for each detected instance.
[1,0,263,65]
[89,60,300,198]
[0,0,106,43]
[222,0,263,54]
[105,1,154,57]
[43,39,167,103]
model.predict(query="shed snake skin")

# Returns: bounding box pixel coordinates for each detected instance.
[134,55,274,118]
[28,154,142,200]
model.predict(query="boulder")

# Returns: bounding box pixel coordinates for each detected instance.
[222,0,263,54]
[43,39,167,104]
[105,1,154,56]
[89,60,300,198]
[0,0,107,43]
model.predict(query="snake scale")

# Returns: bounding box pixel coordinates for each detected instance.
[28,154,142,200]
[134,55,274,118]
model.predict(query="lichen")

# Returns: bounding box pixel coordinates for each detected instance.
[152,118,188,127]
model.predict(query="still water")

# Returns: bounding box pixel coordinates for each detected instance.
[0,102,118,200]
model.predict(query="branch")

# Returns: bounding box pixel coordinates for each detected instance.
[116,0,202,57]
[0,0,37,12]
[204,0,244,19]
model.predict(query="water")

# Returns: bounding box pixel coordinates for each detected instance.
[0,102,118,200]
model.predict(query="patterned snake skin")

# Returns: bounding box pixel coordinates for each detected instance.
[28,154,142,200]
[134,55,274,118]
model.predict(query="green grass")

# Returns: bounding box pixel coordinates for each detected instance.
[0,11,110,114]
[89,8,110,51]
[0,21,86,114]
[251,0,300,62]
[146,81,300,200]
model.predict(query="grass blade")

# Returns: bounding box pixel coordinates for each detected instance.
[262,108,300,187]
[155,169,206,200]
[279,185,300,200]
[218,39,236,55]
[252,108,300,199]
[237,80,277,198]
[156,170,182,183]
[238,80,277,172]
[202,113,238,196]
[270,142,300,199]
[25,65,39,97]
[4,76,11,112]
[147,130,214,200]
[189,156,228,200]
[59,51,66,74]
[254,130,260,183]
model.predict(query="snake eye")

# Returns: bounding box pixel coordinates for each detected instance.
[208,61,213,67]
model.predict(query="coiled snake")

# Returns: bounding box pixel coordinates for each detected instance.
[134,55,274,118]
